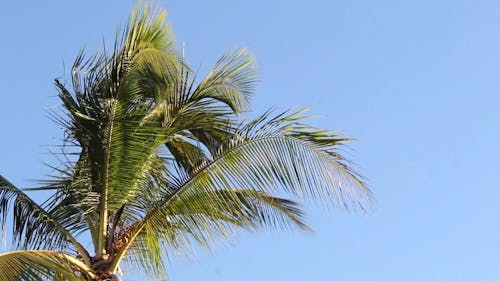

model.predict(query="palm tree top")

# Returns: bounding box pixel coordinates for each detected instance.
[0,3,372,280]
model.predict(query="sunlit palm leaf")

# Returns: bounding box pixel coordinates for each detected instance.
[123,189,309,277]
[110,109,371,274]
[0,250,94,281]
[152,109,371,217]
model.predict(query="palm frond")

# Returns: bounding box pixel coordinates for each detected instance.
[191,48,257,114]
[108,109,371,273]
[0,176,90,264]
[165,189,310,233]
[122,188,309,276]
[160,109,372,213]
[0,250,94,281]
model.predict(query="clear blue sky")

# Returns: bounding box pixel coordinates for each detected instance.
[1,1,499,280]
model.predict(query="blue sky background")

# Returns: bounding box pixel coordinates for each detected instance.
[1,1,499,280]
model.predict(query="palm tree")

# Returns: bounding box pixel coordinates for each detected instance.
[0,4,372,281]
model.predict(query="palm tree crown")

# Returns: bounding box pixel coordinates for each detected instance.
[0,4,372,281]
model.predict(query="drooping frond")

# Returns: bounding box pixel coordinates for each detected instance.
[163,189,311,237]
[147,109,372,220]
[119,188,308,278]
[33,164,101,254]
[0,250,94,281]
[109,109,371,275]
[0,176,90,264]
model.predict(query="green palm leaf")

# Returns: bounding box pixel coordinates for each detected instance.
[0,176,90,264]
[121,189,308,278]
[191,48,256,113]
[0,250,94,281]
[108,109,372,275]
